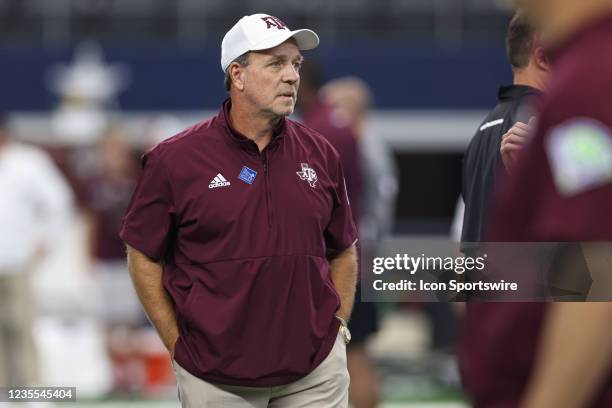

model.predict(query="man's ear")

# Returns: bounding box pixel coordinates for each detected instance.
[534,46,550,72]
[229,63,246,91]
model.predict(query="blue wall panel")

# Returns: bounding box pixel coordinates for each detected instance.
[0,45,512,111]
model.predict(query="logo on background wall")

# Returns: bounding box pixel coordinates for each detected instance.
[261,16,287,30]
[209,173,231,189]
[296,163,318,188]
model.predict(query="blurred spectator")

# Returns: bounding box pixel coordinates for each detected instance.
[82,129,144,393]
[464,1,612,407]
[320,76,398,251]
[298,62,363,220]
[460,10,547,255]
[298,64,380,408]
[0,114,74,387]
[84,130,138,271]
[458,9,549,405]
[321,75,400,408]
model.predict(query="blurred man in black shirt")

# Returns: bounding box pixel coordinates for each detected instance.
[461,11,549,254]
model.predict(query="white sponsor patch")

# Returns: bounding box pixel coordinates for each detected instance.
[545,118,612,196]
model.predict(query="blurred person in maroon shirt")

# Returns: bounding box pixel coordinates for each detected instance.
[320,77,398,250]
[462,1,612,407]
[320,76,400,408]
[298,64,382,408]
[298,62,363,220]
[83,129,143,393]
[86,131,139,265]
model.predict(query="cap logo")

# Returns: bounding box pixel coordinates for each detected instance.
[261,16,287,30]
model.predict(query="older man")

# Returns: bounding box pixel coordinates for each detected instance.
[121,14,358,408]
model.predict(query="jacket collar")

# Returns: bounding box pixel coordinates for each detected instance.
[218,98,286,153]
[498,85,542,101]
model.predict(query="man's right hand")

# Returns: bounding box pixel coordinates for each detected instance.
[501,117,535,172]
[126,244,180,362]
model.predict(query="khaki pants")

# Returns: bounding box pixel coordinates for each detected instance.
[0,273,38,387]
[173,331,349,407]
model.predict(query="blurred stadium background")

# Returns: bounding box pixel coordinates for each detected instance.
[0,0,517,407]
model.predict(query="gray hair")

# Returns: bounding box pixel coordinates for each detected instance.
[224,53,251,91]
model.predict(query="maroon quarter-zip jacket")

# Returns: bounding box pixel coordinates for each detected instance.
[121,99,357,387]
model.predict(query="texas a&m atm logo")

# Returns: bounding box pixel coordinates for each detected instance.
[261,16,288,30]
[296,163,318,188]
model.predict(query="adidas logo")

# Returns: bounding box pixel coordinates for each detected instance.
[208,173,231,189]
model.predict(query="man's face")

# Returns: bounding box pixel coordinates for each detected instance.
[240,40,303,118]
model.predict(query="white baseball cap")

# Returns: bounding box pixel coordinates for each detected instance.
[221,14,320,72]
